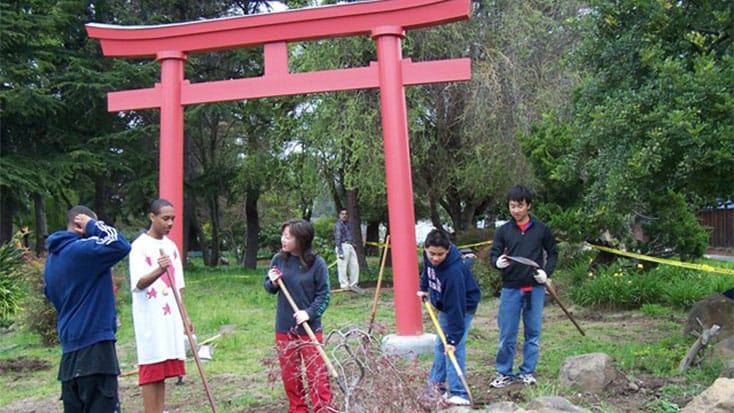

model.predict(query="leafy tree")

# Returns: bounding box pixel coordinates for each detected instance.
[523,0,732,256]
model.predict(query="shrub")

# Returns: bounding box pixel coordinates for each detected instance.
[0,232,30,326]
[19,257,58,345]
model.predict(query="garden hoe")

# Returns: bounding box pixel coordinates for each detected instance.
[421,296,474,404]
[272,270,348,394]
[160,249,219,412]
[368,234,390,335]
[505,255,586,336]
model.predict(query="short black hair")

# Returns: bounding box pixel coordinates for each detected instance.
[66,205,97,226]
[150,199,174,215]
[424,228,451,249]
[507,185,533,205]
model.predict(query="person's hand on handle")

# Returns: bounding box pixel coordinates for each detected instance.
[496,254,510,269]
[444,343,456,355]
[293,310,310,325]
[417,291,429,302]
[534,269,548,284]
[157,254,170,271]
[268,267,281,284]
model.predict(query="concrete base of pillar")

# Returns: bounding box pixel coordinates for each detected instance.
[380,333,436,358]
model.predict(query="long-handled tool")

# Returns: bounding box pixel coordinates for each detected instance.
[273,273,348,394]
[506,255,586,336]
[421,296,473,404]
[368,234,390,335]
[160,249,218,412]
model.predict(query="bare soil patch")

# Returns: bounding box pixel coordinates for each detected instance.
[0,292,705,412]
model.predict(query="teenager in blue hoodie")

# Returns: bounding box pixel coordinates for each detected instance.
[44,205,131,412]
[418,229,481,406]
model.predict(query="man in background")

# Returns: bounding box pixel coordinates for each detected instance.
[334,208,363,293]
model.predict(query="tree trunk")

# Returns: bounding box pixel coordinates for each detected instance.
[365,221,380,256]
[0,191,13,243]
[32,193,47,256]
[186,196,210,266]
[208,196,221,267]
[346,188,367,271]
[243,188,260,269]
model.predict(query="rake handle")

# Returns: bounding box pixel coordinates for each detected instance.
[160,250,218,412]
[368,234,390,334]
[421,297,473,403]
[274,276,347,394]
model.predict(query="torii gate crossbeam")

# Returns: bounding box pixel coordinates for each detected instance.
[87,0,471,338]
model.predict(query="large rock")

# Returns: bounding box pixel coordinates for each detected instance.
[525,396,591,412]
[452,397,589,413]
[681,377,734,413]
[683,293,734,340]
[559,353,617,393]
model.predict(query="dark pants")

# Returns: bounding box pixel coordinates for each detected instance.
[61,374,120,413]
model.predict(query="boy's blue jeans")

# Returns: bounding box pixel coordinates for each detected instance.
[428,311,473,399]
[495,286,545,376]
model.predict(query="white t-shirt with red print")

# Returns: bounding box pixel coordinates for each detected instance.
[129,233,186,365]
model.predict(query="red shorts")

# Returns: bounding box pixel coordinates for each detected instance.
[138,359,185,386]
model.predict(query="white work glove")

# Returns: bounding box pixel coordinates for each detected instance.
[268,267,281,283]
[293,310,310,325]
[416,291,429,301]
[496,254,510,269]
[534,269,548,284]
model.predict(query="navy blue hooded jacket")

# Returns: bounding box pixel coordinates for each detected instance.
[44,219,131,354]
[420,244,481,346]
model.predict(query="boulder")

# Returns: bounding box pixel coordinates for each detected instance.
[683,293,734,340]
[681,377,734,413]
[559,353,617,393]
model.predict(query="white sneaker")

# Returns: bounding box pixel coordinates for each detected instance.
[446,395,471,406]
[489,373,513,388]
[518,373,537,385]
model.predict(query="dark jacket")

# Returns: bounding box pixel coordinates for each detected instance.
[420,244,481,346]
[44,219,131,354]
[264,253,331,335]
[490,218,558,289]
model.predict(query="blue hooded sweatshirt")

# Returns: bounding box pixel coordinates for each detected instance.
[420,244,481,346]
[44,219,131,354]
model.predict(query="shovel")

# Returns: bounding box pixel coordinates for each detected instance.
[505,255,586,336]
[421,296,474,404]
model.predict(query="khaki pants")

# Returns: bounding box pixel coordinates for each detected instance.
[336,243,359,289]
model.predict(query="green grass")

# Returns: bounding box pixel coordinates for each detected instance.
[0,254,729,412]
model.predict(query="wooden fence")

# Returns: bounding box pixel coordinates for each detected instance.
[698,209,734,248]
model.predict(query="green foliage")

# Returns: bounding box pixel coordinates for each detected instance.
[0,233,28,325]
[312,216,337,265]
[523,0,734,256]
[568,259,733,310]
[642,191,709,260]
[18,257,57,346]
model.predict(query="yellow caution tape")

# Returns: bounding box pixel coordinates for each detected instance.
[586,243,734,276]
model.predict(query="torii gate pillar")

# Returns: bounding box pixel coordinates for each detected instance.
[87,0,472,348]
[373,26,423,336]
[157,51,186,244]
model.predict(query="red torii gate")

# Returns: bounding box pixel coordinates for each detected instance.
[87,0,471,339]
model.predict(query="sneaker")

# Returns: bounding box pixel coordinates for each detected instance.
[446,395,471,406]
[518,373,537,385]
[349,285,366,294]
[489,373,513,388]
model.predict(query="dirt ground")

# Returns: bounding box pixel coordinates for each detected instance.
[1,296,703,413]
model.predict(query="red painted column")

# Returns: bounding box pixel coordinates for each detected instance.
[157,51,187,253]
[372,26,423,336]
